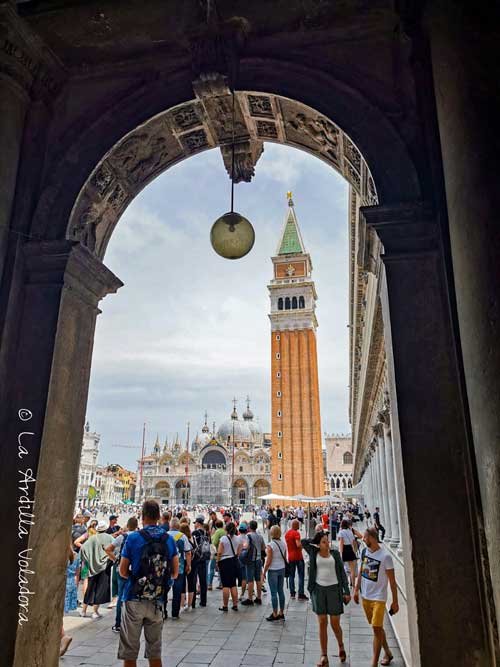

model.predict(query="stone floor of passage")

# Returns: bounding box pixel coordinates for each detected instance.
[60,588,404,667]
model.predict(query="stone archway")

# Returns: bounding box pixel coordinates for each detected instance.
[175,479,191,504]
[254,479,271,504]
[154,481,171,505]
[0,5,496,666]
[232,478,248,506]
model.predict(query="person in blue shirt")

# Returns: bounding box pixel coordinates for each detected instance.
[118,500,178,667]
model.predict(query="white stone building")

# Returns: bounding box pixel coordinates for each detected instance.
[138,400,272,506]
[325,434,354,491]
[76,421,100,506]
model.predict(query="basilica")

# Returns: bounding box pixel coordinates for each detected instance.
[140,400,271,506]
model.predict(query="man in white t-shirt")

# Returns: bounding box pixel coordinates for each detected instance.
[353,527,399,667]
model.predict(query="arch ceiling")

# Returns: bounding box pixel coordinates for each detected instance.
[67,91,378,259]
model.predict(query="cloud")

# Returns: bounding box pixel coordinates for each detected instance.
[88,143,351,470]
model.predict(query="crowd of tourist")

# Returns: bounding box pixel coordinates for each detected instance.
[63,501,398,667]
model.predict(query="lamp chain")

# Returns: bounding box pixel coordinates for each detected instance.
[230,89,235,213]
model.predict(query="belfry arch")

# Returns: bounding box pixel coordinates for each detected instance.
[0,3,498,667]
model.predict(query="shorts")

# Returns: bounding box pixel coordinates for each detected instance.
[118,600,163,660]
[311,584,343,616]
[362,598,386,627]
[218,556,238,588]
[245,559,262,582]
[342,545,357,562]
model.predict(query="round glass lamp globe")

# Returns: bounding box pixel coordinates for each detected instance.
[210,211,255,260]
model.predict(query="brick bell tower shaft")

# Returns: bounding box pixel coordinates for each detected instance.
[268,193,324,498]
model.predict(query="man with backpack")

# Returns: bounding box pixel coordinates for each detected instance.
[106,515,138,633]
[192,516,210,607]
[118,500,178,667]
[241,520,265,605]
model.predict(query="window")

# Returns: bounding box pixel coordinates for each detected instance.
[276,352,280,360]
[277,410,282,417]
[343,452,353,465]
[277,390,281,397]
[299,296,305,309]
[292,296,298,309]
[165,467,169,473]
[239,466,243,472]
[276,334,280,341]
[278,473,283,480]
[278,431,282,437]
[278,298,283,310]
[278,452,283,459]
[276,371,281,378]
[285,297,291,310]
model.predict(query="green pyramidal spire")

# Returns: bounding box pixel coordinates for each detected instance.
[277,192,306,255]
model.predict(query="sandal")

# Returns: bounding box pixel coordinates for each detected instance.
[232,605,238,611]
[381,655,394,666]
[339,645,347,662]
[218,606,228,612]
[316,655,329,667]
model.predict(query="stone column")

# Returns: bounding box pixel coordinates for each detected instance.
[426,4,500,649]
[0,240,122,667]
[363,201,495,666]
[375,423,392,541]
[372,439,383,511]
[380,405,400,548]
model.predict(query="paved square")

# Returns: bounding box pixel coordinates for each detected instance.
[61,587,404,666]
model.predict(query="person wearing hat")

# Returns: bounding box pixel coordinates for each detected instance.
[192,516,209,608]
[80,520,114,619]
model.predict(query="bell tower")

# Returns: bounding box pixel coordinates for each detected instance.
[268,193,323,498]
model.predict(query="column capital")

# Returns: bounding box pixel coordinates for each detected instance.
[23,240,123,307]
[0,3,66,101]
[360,201,436,257]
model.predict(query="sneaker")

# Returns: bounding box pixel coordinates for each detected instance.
[91,612,102,620]
[78,610,87,618]
[254,598,262,605]
[208,585,213,591]
[241,599,254,606]
[266,613,278,622]
[298,593,309,601]
[290,593,296,599]
[278,613,285,621]
[60,635,72,657]
[111,625,121,634]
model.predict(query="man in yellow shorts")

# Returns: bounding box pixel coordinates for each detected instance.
[353,527,399,666]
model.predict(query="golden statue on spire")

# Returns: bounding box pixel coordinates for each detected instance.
[287,191,294,206]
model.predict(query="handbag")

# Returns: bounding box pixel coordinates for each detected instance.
[274,540,291,577]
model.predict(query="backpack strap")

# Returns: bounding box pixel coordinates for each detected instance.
[139,529,153,542]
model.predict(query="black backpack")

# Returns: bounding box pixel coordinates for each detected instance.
[132,529,171,601]
[239,534,257,566]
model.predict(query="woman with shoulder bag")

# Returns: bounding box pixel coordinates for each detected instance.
[302,531,351,666]
[216,521,241,611]
[261,525,288,621]
[337,519,363,589]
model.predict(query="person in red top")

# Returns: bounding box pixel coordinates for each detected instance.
[285,519,308,600]
[322,511,329,531]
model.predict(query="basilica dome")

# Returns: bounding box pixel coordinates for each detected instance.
[217,404,253,443]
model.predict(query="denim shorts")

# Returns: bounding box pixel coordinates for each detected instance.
[244,559,262,582]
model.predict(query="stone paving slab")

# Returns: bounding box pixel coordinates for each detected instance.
[61,586,405,667]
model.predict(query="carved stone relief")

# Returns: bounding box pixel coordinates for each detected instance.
[169,103,203,132]
[180,129,210,153]
[256,120,278,139]
[90,162,114,196]
[220,139,263,183]
[247,94,274,118]
[108,131,171,185]
[67,91,377,256]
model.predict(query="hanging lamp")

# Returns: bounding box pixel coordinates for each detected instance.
[210,90,255,259]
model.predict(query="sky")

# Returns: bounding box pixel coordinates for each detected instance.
[86,143,350,470]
